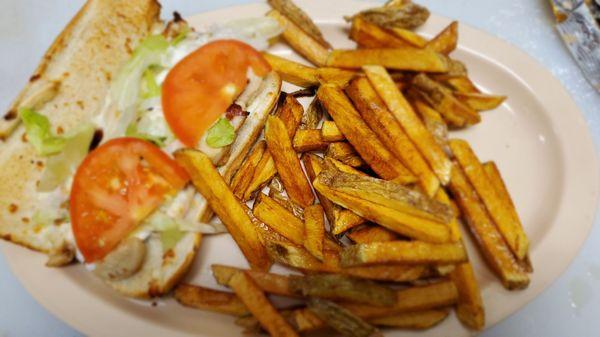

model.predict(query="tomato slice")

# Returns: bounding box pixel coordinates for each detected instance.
[162,39,271,147]
[70,138,189,262]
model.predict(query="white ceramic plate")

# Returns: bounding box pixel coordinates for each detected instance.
[2,1,599,336]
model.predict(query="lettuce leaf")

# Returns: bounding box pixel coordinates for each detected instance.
[206,118,235,148]
[19,108,66,156]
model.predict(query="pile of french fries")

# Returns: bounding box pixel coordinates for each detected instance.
[173,0,531,336]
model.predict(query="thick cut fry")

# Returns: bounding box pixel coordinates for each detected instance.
[263,53,319,87]
[307,299,382,337]
[314,171,451,243]
[390,27,428,48]
[174,150,270,271]
[370,309,450,328]
[265,115,315,207]
[268,9,329,66]
[229,272,299,337]
[412,74,480,127]
[411,97,450,154]
[364,66,452,184]
[341,241,467,267]
[317,68,358,86]
[231,141,267,199]
[425,21,458,55]
[450,139,529,260]
[332,210,368,235]
[267,0,330,48]
[212,265,294,297]
[483,161,533,272]
[321,120,345,142]
[442,76,480,93]
[448,163,530,289]
[350,16,412,48]
[174,284,249,316]
[266,241,430,282]
[317,84,416,182]
[292,129,330,152]
[244,152,276,200]
[277,94,305,139]
[327,48,449,72]
[346,77,440,196]
[301,96,323,130]
[454,92,506,111]
[303,205,325,260]
[326,142,366,168]
[347,225,399,243]
[290,274,396,306]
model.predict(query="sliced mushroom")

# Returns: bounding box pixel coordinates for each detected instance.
[93,237,147,281]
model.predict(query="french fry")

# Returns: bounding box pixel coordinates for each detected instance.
[292,129,330,152]
[332,210,369,235]
[441,76,481,93]
[231,141,267,199]
[212,265,294,297]
[267,0,330,48]
[174,149,270,271]
[346,77,440,196]
[412,74,480,127]
[341,241,467,267]
[277,94,305,139]
[327,48,449,72]
[300,96,323,130]
[265,115,315,207]
[303,204,325,261]
[390,27,428,48]
[268,9,329,66]
[317,84,416,182]
[350,16,412,48]
[449,139,529,260]
[290,274,396,306]
[326,142,366,168]
[228,271,299,337]
[174,284,249,316]
[483,161,533,273]
[410,96,450,154]
[320,120,345,142]
[317,67,358,86]
[454,92,506,111]
[370,309,450,328]
[263,53,319,87]
[448,163,530,289]
[363,66,452,184]
[307,298,381,337]
[243,152,276,200]
[314,171,451,243]
[425,21,459,55]
[266,241,430,282]
[268,175,303,216]
[347,225,399,243]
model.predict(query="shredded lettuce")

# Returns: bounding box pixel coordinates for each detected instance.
[38,124,95,192]
[172,25,191,46]
[20,108,66,156]
[141,67,162,99]
[206,118,235,148]
[126,122,167,147]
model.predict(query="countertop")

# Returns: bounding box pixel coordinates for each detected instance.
[0,0,599,336]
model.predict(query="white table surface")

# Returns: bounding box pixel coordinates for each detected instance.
[1,0,599,336]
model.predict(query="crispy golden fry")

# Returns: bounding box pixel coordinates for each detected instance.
[332,210,368,235]
[425,21,458,55]
[290,274,396,306]
[449,139,529,260]
[326,142,366,168]
[317,68,358,86]
[390,27,428,48]
[341,240,467,267]
[321,120,346,142]
[244,152,276,200]
[174,284,249,316]
[307,298,382,337]
[483,161,533,273]
[268,9,329,66]
[346,77,440,196]
[268,0,330,48]
[266,241,430,282]
[323,156,368,176]
[314,171,451,243]
[327,48,448,72]
[300,96,323,130]
[350,16,412,48]
[174,149,270,271]
[292,129,330,152]
[454,92,506,111]
[448,163,530,289]
[370,309,450,328]
[303,205,325,261]
[348,3,430,30]
[212,265,294,297]
[364,66,452,185]
[268,175,303,217]
[277,94,305,139]
[317,84,416,182]
[263,53,319,87]
[231,141,267,199]
[265,115,315,207]
[441,76,481,93]
[410,96,450,154]
[229,271,299,337]
[347,225,399,243]
[412,73,480,127]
